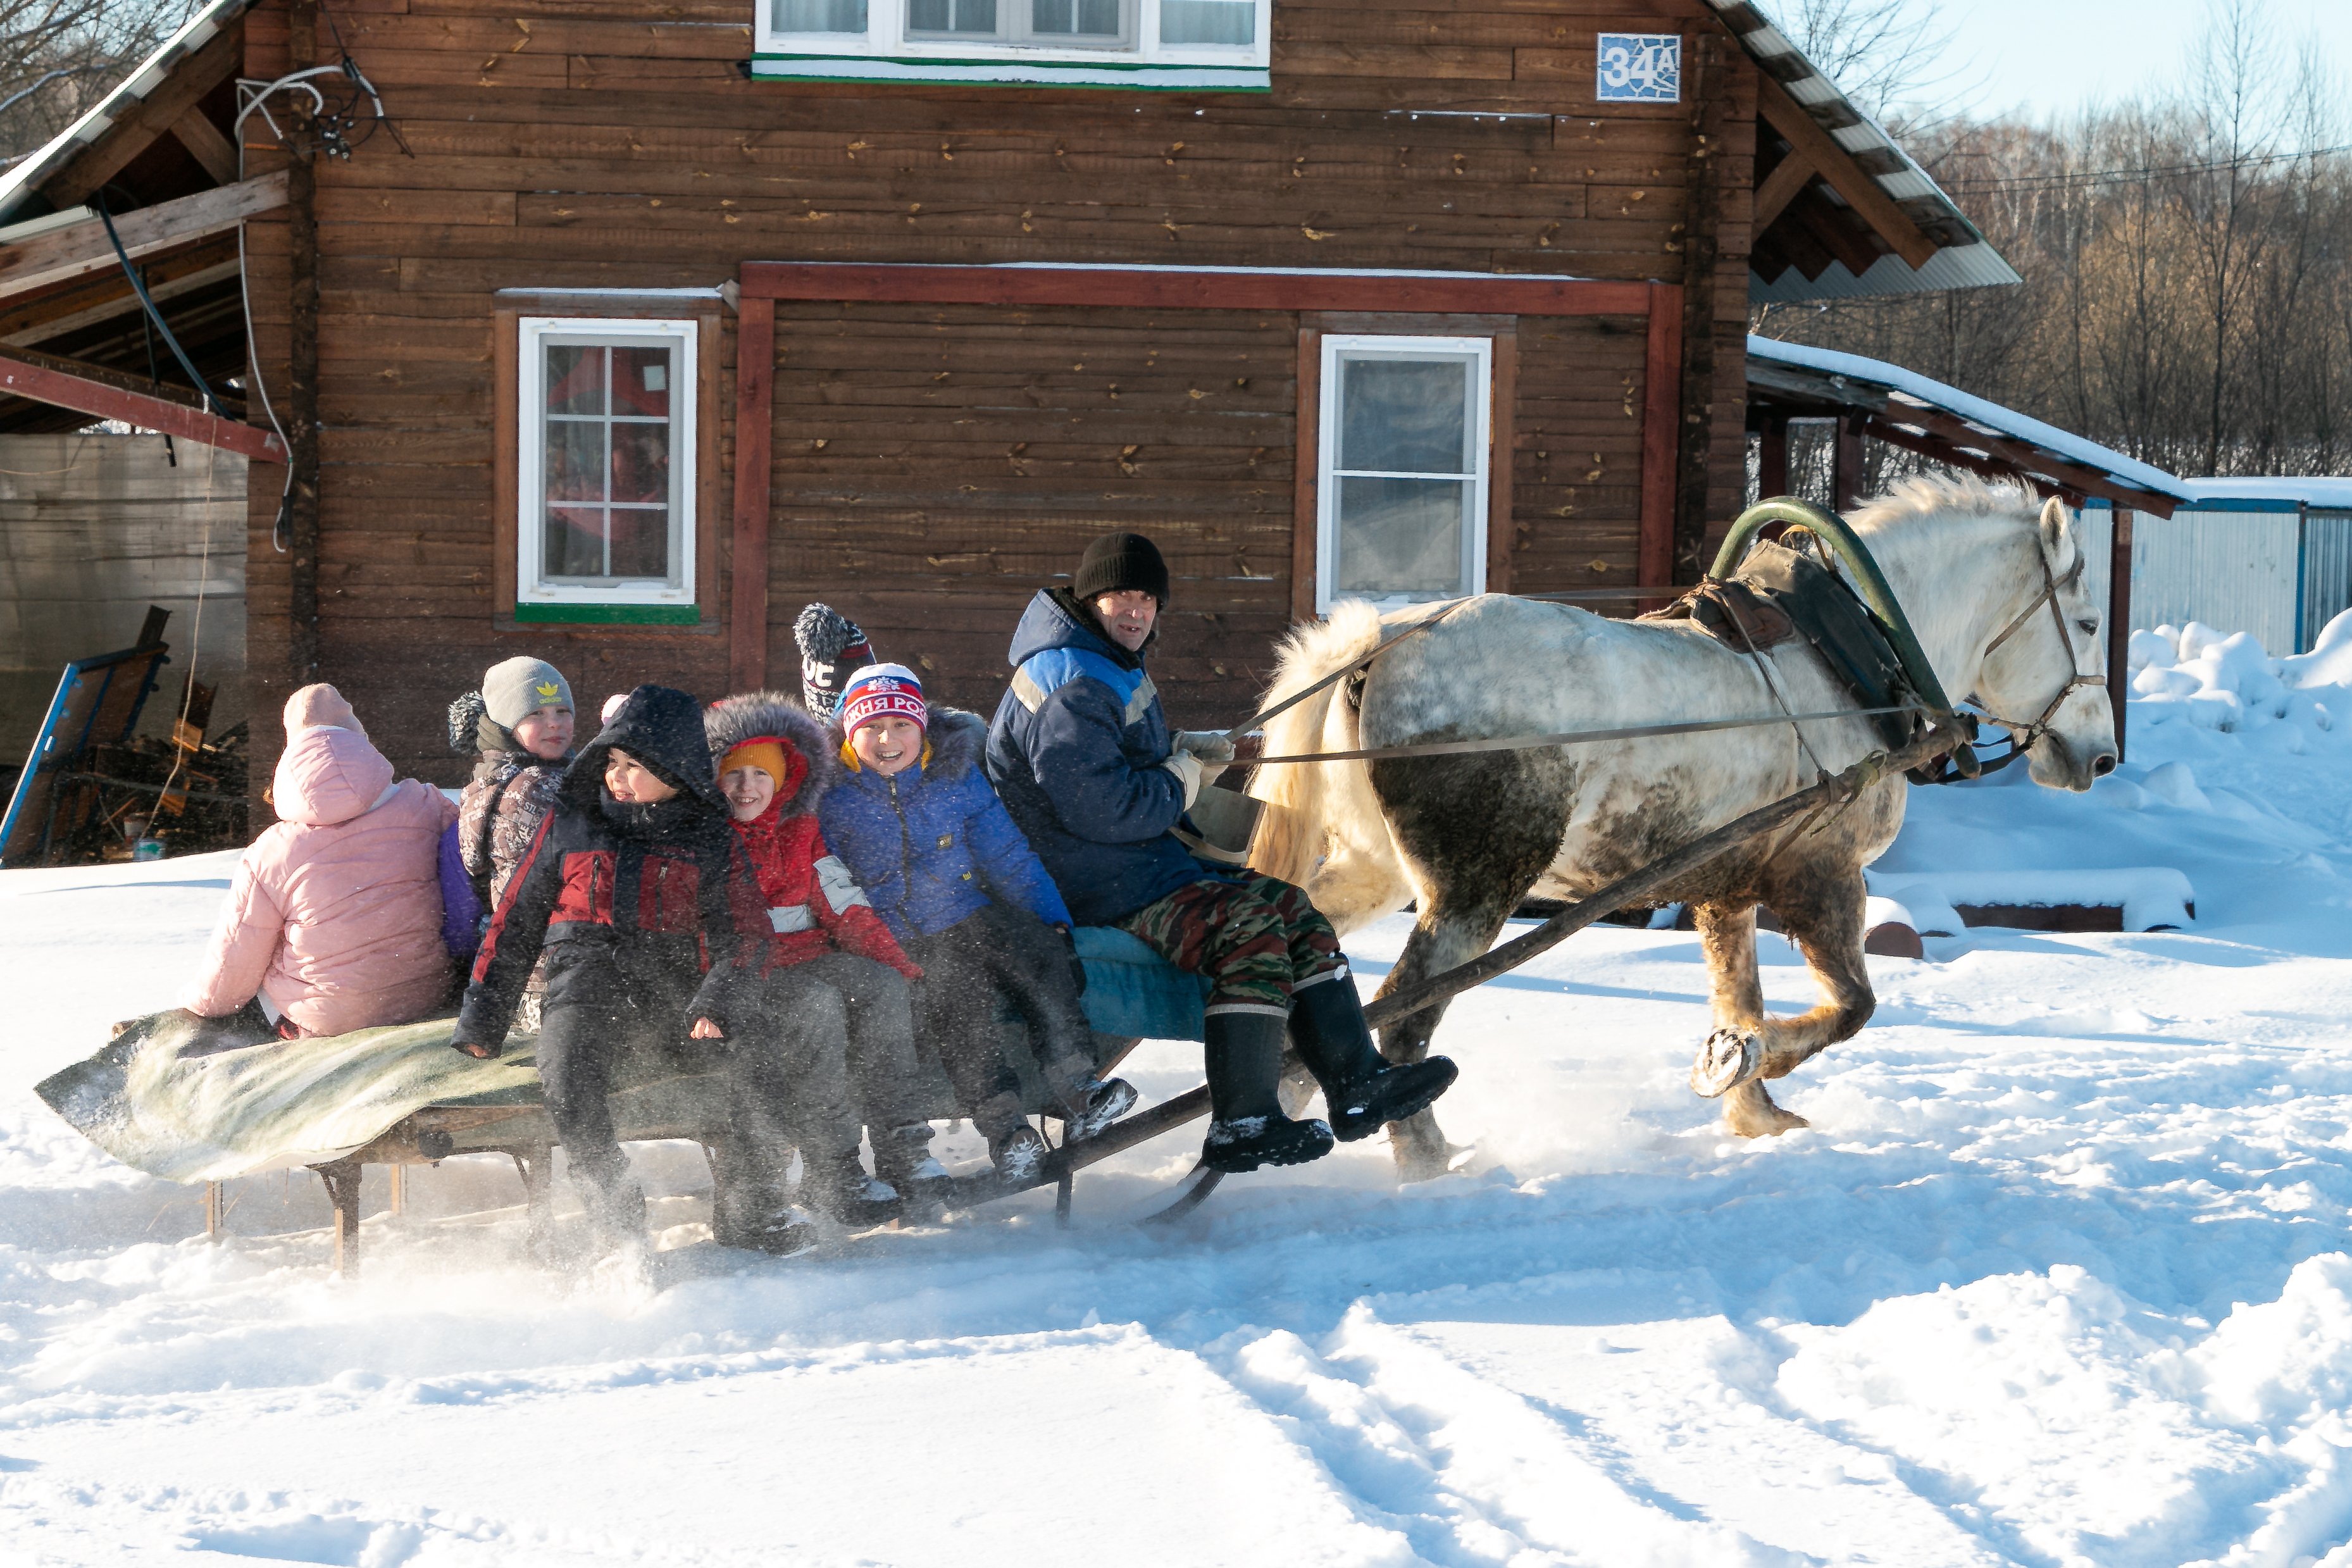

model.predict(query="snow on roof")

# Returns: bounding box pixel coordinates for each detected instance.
[1748,335,2193,502]
[1707,0,2022,304]
[0,0,258,227]
[2174,476,2352,511]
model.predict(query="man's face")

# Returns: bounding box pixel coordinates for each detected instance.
[1092,589,1159,652]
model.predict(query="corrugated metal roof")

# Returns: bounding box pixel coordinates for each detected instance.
[0,0,258,227]
[1707,1,2022,303]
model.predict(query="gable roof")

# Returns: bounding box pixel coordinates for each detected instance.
[1707,1,2021,302]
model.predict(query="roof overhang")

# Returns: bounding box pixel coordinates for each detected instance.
[1706,1,2022,304]
[1748,337,2188,518]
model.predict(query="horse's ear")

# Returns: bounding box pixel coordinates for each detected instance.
[2038,495,2072,559]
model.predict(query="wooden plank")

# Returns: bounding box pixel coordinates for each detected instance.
[44,24,246,208]
[1487,331,1517,594]
[1751,148,1813,233]
[0,346,284,461]
[288,0,322,694]
[733,294,777,691]
[742,263,1654,316]
[492,308,518,619]
[1291,324,1319,622]
[171,108,239,185]
[1672,33,1725,587]
[1753,73,1937,271]
[1638,282,1677,592]
[0,171,289,301]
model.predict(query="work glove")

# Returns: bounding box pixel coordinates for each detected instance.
[1054,923,1088,996]
[1171,730,1235,788]
[1159,749,1203,809]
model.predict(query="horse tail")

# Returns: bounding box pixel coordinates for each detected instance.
[1246,602,1408,931]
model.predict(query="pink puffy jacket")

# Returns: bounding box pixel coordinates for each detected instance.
[184,710,459,1038]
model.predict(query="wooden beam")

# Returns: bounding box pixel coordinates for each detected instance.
[0,242,235,347]
[0,344,282,461]
[1832,413,1864,513]
[0,171,287,302]
[1891,404,2181,517]
[1485,331,1516,595]
[1291,324,1321,622]
[286,0,321,694]
[1758,413,1789,499]
[170,108,238,185]
[2107,508,2133,762]
[1639,282,1679,596]
[1674,33,1726,587]
[740,262,1654,318]
[1784,185,1886,280]
[730,296,776,694]
[1752,149,1816,232]
[44,24,244,209]
[1755,74,1939,271]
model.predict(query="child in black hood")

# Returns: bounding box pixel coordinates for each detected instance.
[452,685,808,1259]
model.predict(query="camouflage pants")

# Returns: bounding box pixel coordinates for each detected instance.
[1114,874,1346,1019]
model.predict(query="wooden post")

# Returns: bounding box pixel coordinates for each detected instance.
[284,0,321,693]
[1290,324,1321,622]
[2108,507,2134,762]
[729,296,777,693]
[1672,33,1726,586]
[1484,332,1517,595]
[1758,414,1789,501]
[387,1164,404,1217]
[1832,414,1864,514]
[204,1179,222,1241]
[1638,285,1680,594]
[314,1157,361,1275]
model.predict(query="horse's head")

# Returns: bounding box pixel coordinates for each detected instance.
[1974,496,2116,791]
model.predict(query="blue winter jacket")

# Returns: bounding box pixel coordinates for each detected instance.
[986,588,1211,926]
[819,706,1074,944]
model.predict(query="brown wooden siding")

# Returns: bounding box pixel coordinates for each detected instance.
[237,0,1755,787]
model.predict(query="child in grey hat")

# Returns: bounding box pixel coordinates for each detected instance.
[445,656,575,1029]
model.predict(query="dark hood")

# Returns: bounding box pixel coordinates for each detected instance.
[1007,587,1152,674]
[564,683,726,813]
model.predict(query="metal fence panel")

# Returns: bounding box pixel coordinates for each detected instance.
[2075,505,2303,653]
[2302,510,2352,649]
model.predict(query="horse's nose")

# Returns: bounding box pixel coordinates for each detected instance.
[2092,753,2116,777]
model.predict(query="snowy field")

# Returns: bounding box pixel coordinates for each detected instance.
[11,620,2352,1566]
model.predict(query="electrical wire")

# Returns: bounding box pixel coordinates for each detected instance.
[1937,141,2352,195]
[94,187,225,417]
[153,440,219,815]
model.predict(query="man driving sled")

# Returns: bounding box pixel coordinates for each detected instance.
[985,531,1457,1173]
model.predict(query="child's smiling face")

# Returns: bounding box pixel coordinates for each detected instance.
[604,749,677,804]
[850,716,922,776]
[721,765,777,821]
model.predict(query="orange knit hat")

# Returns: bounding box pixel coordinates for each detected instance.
[718,738,790,785]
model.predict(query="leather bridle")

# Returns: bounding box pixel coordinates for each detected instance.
[1970,539,2105,769]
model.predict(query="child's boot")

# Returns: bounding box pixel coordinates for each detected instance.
[813,1149,902,1228]
[1202,1013,1333,1173]
[871,1121,953,1206]
[1043,1055,1138,1143]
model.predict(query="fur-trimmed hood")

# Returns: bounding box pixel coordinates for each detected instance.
[704,690,837,818]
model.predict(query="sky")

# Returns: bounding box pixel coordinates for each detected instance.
[1924,0,2352,123]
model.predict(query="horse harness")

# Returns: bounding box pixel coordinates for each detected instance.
[1966,538,2105,771]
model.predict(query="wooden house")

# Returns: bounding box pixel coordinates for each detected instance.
[0,0,2012,797]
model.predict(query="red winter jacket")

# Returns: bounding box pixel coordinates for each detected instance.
[732,802,921,980]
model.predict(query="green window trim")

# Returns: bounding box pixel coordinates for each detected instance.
[513,602,702,626]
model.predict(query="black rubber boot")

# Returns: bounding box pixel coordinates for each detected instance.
[1288,971,1459,1143]
[1202,1012,1333,1173]
[812,1149,902,1229]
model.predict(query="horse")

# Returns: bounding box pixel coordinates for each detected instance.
[1246,476,2117,1181]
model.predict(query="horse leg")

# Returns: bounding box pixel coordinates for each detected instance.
[1688,869,1874,1135]
[1367,752,1569,1183]
[1687,902,1806,1136]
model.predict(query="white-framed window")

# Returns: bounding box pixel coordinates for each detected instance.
[515,316,697,619]
[751,0,1267,90]
[1317,335,1492,616]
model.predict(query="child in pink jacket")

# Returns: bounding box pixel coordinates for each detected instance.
[182,685,459,1038]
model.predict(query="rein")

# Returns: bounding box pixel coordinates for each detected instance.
[1953,542,2105,776]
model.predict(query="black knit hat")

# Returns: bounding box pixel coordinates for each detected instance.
[793,602,877,723]
[1073,532,1170,606]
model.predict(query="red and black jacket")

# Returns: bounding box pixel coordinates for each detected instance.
[453,685,767,1052]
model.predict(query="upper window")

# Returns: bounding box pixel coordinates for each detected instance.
[1316,335,1492,616]
[752,0,1267,89]
[516,316,698,621]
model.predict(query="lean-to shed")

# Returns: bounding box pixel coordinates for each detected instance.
[0,0,2012,797]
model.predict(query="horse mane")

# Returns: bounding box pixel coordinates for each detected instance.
[1843,472,2039,541]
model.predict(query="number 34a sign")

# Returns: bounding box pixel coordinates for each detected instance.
[1596,33,1681,103]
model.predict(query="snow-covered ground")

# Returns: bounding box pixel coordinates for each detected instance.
[11,623,2352,1566]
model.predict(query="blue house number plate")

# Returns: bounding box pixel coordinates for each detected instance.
[1596,33,1681,103]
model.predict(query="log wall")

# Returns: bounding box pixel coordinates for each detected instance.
[237,0,1756,788]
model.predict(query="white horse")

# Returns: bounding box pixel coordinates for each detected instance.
[1248,476,2117,1180]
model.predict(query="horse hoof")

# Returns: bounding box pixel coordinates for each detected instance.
[1690,1028,1762,1098]
[1394,1140,1472,1185]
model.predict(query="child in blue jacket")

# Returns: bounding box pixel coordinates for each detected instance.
[817,663,1136,1178]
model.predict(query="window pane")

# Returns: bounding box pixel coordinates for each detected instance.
[545,345,604,416]
[609,423,671,506]
[1338,358,1471,475]
[1335,476,1469,599]
[1159,0,1250,44]
[545,507,607,578]
[909,0,995,30]
[1033,0,1117,34]
[607,509,671,580]
[544,420,606,504]
[773,0,865,29]
[613,346,672,418]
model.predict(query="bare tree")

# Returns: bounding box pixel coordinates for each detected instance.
[0,0,201,168]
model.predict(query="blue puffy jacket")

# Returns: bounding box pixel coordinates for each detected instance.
[819,706,1073,944]
[986,588,1212,926]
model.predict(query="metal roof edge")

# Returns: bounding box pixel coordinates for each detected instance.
[0,0,259,226]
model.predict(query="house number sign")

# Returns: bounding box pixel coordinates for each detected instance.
[1596,33,1681,103]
